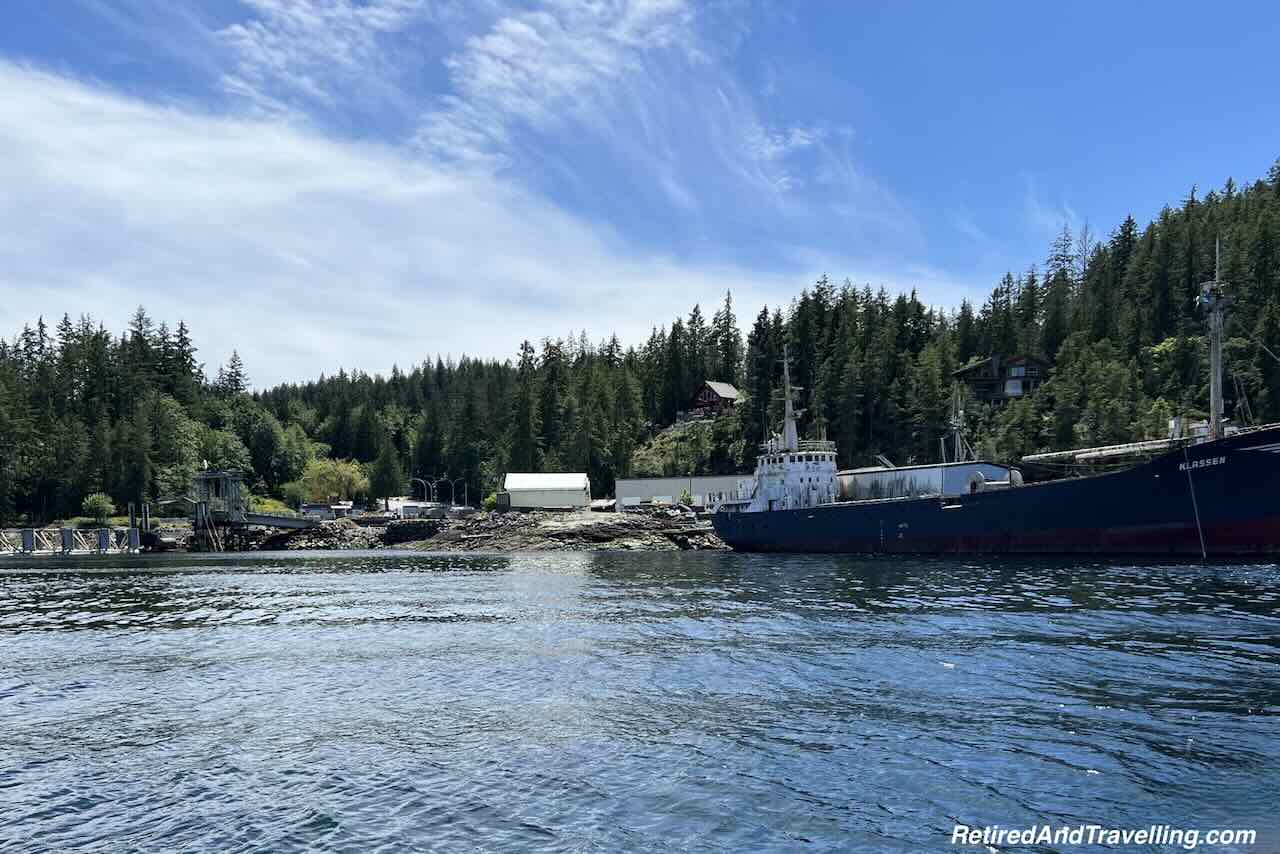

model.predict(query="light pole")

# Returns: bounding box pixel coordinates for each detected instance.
[450,477,466,508]
[410,477,434,502]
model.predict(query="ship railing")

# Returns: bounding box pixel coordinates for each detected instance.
[1020,420,1280,466]
[757,439,837,454]
[1021,437,1186,464]
[1231,420,1280,436]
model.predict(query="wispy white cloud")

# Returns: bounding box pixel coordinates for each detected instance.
[950,208,993,245]
[0,61,814,386]
[184,0,915,243]
[414,0,698,167]
[217,0,435,117]
[775,243,986,310]
[401,0,911,243]
[749,125,824,162]
[1,3,982,385]
[742,123,824,190]
[72,0,224,75]
[759,63,779,98]
[1022,172,1080,236]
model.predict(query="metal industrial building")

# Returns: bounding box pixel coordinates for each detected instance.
[503,473,592,509]
[615,475,745,511]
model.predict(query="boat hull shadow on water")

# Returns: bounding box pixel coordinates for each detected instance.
[714,424,1280,556]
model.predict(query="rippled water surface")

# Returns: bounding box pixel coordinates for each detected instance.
[2,551,1279,852]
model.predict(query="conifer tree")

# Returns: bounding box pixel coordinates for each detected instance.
[742,306,777,448]
[121,405,152,504]
[538,339,569,455]
[368,440,404,511]
[661,319,686,424]
[351,404,380,462]
[220,351,248,396]
[710,291,742,385]
[508,340,541,472]
[412,398,444,479]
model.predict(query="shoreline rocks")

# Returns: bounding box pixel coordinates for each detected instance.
[257,518,386,551]
[253,510,726,552]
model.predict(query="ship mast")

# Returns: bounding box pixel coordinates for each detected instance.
[947,383,965,462]
[780,343,800,451]
[1198,238,1230,441]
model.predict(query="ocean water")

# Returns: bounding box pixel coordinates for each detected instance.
[1,551,1277,852]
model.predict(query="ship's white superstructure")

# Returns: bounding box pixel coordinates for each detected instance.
[717,347,1024,515]
[720,346,838,513]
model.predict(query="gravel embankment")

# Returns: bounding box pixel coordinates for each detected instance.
[405,509,726,552]
[256,518,387,550]
[253,510,725,552]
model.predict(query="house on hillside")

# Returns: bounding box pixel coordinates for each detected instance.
[690,380,740,418]
[952,354,1048,404]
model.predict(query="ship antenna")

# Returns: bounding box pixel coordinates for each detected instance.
[943,382,972,462]
[780,343,800,451]
[949,384,962,462]
[1198,236,1230,441]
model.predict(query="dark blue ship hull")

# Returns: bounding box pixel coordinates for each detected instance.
[713,426,1280,556]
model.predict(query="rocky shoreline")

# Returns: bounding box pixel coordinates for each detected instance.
[252,509,727,552]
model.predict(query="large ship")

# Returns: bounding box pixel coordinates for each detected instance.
[713,259,1280,557]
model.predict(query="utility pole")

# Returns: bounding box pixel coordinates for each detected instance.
[1198,238,1230,441]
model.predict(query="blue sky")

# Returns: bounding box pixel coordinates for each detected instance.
[2,0,1277,386]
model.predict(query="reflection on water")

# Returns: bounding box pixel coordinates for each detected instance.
[1,552,1278,852]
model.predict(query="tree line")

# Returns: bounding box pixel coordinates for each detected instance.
[2,160,1277,524]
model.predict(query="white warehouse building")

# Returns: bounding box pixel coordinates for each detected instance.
[614,475,746,511]
[503,472,592,509]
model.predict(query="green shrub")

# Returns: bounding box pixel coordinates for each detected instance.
[82,492,116,525]
[249,495,296,516]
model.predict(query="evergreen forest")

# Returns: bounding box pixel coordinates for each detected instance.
[2,162,1279,524]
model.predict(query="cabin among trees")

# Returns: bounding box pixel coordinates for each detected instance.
[690,381,740,419]
[952,354,1049,404]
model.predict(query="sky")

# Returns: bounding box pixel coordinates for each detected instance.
[2,0,1278,388]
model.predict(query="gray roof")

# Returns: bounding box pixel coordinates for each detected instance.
[703,380,740,400]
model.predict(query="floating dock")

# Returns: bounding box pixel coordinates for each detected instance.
[1,527,141,557]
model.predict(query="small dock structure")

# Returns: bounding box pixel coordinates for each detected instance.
[2,527,141,557]
[192,469,315,551]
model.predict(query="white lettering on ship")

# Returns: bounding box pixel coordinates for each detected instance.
[1178,456,1226,472]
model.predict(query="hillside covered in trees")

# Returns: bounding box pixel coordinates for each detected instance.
[2,161,1278,525]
